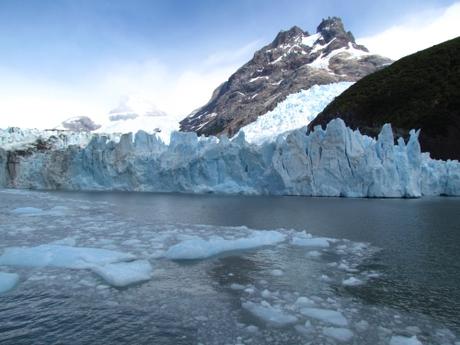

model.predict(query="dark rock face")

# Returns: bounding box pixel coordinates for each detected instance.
[180,17,392,137]
[61,116,101,132]
[309,37,460,161]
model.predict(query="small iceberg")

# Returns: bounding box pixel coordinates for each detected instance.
[300,307,348,326]
[242,301,298,327]
[322,327,354,342]
[164,230,286,260]
[291,232,333,248]
[91,260,153,287]
[0,272,19,294]
[0,245,136,269]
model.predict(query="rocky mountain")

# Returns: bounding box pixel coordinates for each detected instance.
[309,37,460,161]
[180,17,392,137]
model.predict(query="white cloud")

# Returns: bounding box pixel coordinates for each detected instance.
[0,41,255,130]
[358,2,460,60]
[203,40,261,66]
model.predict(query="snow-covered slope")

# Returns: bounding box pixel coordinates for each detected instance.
[240,82,353,144]
[1,119,459,197]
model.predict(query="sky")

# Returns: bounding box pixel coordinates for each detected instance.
[0,0,459,129]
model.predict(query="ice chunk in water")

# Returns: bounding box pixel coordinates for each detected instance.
[91,260,152,287]
[342,277,364,286]
[291,232,332,247]
[0,272,19,294]
[322,327,354,342]
[270,269,284,276]
[242,301,298,327]
[0,245,136,269]
[389,335,423,345]
[294,296,315,308]
[11,207,43,215]
[164,230,286,260]
[300,307,348,326]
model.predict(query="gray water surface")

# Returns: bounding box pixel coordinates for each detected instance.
[0,190,459,344]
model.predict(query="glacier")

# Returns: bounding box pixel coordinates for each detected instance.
[0,118,459,197]
[240,82,354,144]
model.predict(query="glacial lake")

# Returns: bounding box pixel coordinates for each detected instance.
[0,189,459,344]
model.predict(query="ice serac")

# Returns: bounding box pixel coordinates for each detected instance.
[1,119,459,197]
[0,119,460,197]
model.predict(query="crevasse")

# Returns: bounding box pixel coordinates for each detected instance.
[0,118,459,197]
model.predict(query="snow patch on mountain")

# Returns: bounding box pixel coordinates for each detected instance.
[240,82,353,144]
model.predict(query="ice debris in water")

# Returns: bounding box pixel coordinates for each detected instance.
[10,206,69,217]
[0,244,153,288]
[242,301,298,327]
[300,307,348,326]
[270,269,284,276]
[0,245,136,269]
[164,230,286,260]
[91,260,153,287]
[11,207,44,215]
[0,272,19,294]
[389,335,423,345]
[291,232,334,247]
[322,327,354,342]
[342,276,364,286]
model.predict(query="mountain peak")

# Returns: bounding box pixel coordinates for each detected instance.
[272,25,307,46]
[180,17,391,137]
[316,16,354,43]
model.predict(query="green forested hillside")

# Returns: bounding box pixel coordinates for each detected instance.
[309,37,460,160]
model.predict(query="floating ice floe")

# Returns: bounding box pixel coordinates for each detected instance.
[242,301,298,327]
[322,327,354,342]
[164,230,286,260]
[0,245,152,287]
[389,335,423,345]
[10,206,70,217]
[342,277,364,286]
[0,272,19,294]
[0,245,136,269]
[91,260,153,287]
[300,307,348,326]
[291,232,334,247]
[10,207,44,215]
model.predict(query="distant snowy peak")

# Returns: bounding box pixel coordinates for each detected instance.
[97,96,178,144]
[58,116,101,132]
[107,95,168,120]
[180,17,392,137]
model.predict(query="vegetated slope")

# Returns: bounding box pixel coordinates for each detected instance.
[309,37,460,160]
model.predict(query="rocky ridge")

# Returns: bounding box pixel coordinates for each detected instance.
[180,17,392,137]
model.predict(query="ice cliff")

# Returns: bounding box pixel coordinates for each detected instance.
[1,118,459,197]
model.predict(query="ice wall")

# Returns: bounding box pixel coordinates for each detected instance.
[1,119,459,197]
